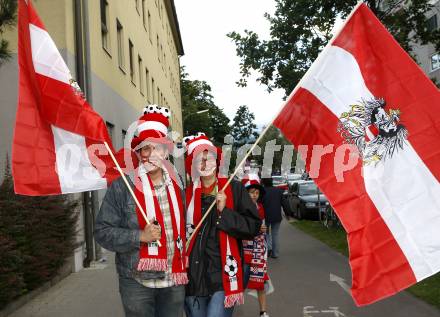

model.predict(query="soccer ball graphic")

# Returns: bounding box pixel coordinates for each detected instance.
[186,224,195,239]
[224,255,238,277]
[176,236,183,252]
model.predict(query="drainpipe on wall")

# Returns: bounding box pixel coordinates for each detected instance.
[82,0,103,262]
[74,0,100,268]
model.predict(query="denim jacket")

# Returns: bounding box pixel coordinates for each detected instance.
[94,176,165,280]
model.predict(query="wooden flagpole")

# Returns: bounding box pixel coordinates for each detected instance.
[104,142,162,247]
[185,1,365,251]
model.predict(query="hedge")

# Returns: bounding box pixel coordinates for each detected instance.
[0,158,79,309]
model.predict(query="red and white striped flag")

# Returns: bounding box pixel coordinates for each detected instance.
[274,3,440,306]
[12,0,120,195]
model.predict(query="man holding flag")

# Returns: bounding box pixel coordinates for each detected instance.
[13,1,188,315]
[94,106,188,317]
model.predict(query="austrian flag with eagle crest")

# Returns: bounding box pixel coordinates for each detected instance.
[337,97,408,165]
[273,3,440,307]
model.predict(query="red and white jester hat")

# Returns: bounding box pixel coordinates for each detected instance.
[131,104,172,150]
[182,132,222,175]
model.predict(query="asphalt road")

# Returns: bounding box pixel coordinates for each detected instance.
[235,220,440,317]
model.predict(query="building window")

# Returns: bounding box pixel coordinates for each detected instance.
[431,53,440,71]
[152,78,156,103]
[148,11,152,42]
[146,68,151,102]
[122,129,127,146]
[135,0,140,14]
[100,0,110,53]
[157,35,160,61]
[157,87,160,105]
[138,55,144,95]
[162,48,166,71]
[106,122,114,142]
[142,0,146,28]
[116,19,125,71]
[427,14,438,32]
[129,39,135,83]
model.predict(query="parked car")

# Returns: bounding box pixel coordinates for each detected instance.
[286,173,302,186]
[268,175,293,217]
[285,179,306,217]
[301,171,311,180]
[288,181,329,220]
[272,175,289,192]
[272,175,286,186]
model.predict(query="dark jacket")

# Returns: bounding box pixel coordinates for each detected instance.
[263,186,287,223]
[186,180,262,297]
[94,176,174,281]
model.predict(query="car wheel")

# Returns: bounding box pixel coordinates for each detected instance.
[297,206,302,220]
[322,210,329,228]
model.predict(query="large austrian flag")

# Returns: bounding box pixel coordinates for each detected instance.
[13,0,119,195]
[274,3,440,306]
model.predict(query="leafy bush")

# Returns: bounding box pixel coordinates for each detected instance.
[0,157,79,308]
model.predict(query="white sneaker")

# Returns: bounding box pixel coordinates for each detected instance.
[260,313,269,317]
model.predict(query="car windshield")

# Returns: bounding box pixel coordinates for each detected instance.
[287,174,301,181]
[298,183,321,195]
[272,176,285,185]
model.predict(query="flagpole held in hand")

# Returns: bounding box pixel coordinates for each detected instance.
[104,142,162,247]
[185,123,274,251]
[185,1,365,252]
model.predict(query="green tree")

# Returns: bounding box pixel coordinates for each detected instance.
[181,67,230,145]
[228,0,440,95]
[228,105,258,174]
[0,0,18,66]
[255,125,294,176]
[230,105,258,146]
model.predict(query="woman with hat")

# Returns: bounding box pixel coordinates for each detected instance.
[241,173,270,317]
[183,133,262,317]
[95,105,187,317]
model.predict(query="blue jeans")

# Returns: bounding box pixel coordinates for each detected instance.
[267,221,281,257]
[185,291,234,317]
[118,277,185,317]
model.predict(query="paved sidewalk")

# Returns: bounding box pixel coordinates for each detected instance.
[9,220,440,317]
[9,254,124,317]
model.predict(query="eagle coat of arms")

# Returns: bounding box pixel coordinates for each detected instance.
[337,97,408,165]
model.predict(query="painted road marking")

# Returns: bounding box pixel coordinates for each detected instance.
[303,306,347,316]
[330,273,351,295]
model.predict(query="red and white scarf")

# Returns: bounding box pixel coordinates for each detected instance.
[133,164,188,285]
[186,177,244,308]
[243,203,269,290]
